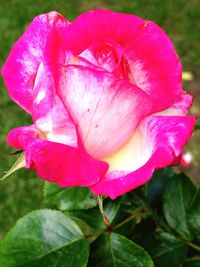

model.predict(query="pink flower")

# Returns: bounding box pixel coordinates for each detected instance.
[2,10,196,199]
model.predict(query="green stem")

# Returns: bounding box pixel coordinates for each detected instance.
[97,195,111,228]
[187,241,200,252]
[131,191,161,229]
[84,230,104,239]
[113,213,136,230]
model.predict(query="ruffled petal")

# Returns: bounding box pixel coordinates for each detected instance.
[58,65,153,158]
[155,93,193,116]
[7,126,108,187]
[2,11,69,113]
[90,115,196,199]
[124,20,182,111]
[7,125,38,150]
[63,9,143,54]
[26,140,109,187]
[63,9,182,110]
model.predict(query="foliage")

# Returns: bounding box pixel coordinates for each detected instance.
[0,169,200,266]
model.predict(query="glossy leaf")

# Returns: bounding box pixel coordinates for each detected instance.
[89,232,154,267]
[20,239,89,267]
[151,233,187,267]
[134,232,187,267]
[68,208,104,230]
[68,198,121,229]
[0,209,89,267]
[44,182,97,210]
[163,174,196,240]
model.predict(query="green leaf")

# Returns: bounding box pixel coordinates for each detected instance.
[183,258,200,267]
[134,232,187,267]
[0,209,89,267]
[188,189,200,240]
[68,198,121,229]
[104,197,121,224]
[146,168,174,205]
[68,208,104,229]
[89,232,154,267]
[44,182,97,210]
[0,153,25,182]
[151,233,187,267]
[163,174,196,240]
[20,239,89,267]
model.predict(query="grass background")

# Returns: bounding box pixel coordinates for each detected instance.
[0,0,199,239]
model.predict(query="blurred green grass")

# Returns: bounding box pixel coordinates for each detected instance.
[0,0,200,239]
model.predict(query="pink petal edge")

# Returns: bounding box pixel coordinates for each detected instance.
[7,126,109,187]
[1,11,69,113]
[63,9,182,111]
[90,115,196,199]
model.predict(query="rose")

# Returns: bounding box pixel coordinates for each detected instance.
[2,10,196,199]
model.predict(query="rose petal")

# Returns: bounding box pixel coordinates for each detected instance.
[124,20,182,111]
[90,115,196,199]
[63,9,143,54]
[7,125,38,150]
[33,62,77,147]
[26,140,109,187]
[7,126,108,187]
[63,10,182,110]
[58,65,153,158]
[2,11,69,113]
[154,93,193,116]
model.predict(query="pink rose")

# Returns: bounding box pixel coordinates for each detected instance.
[2,10,196,199]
